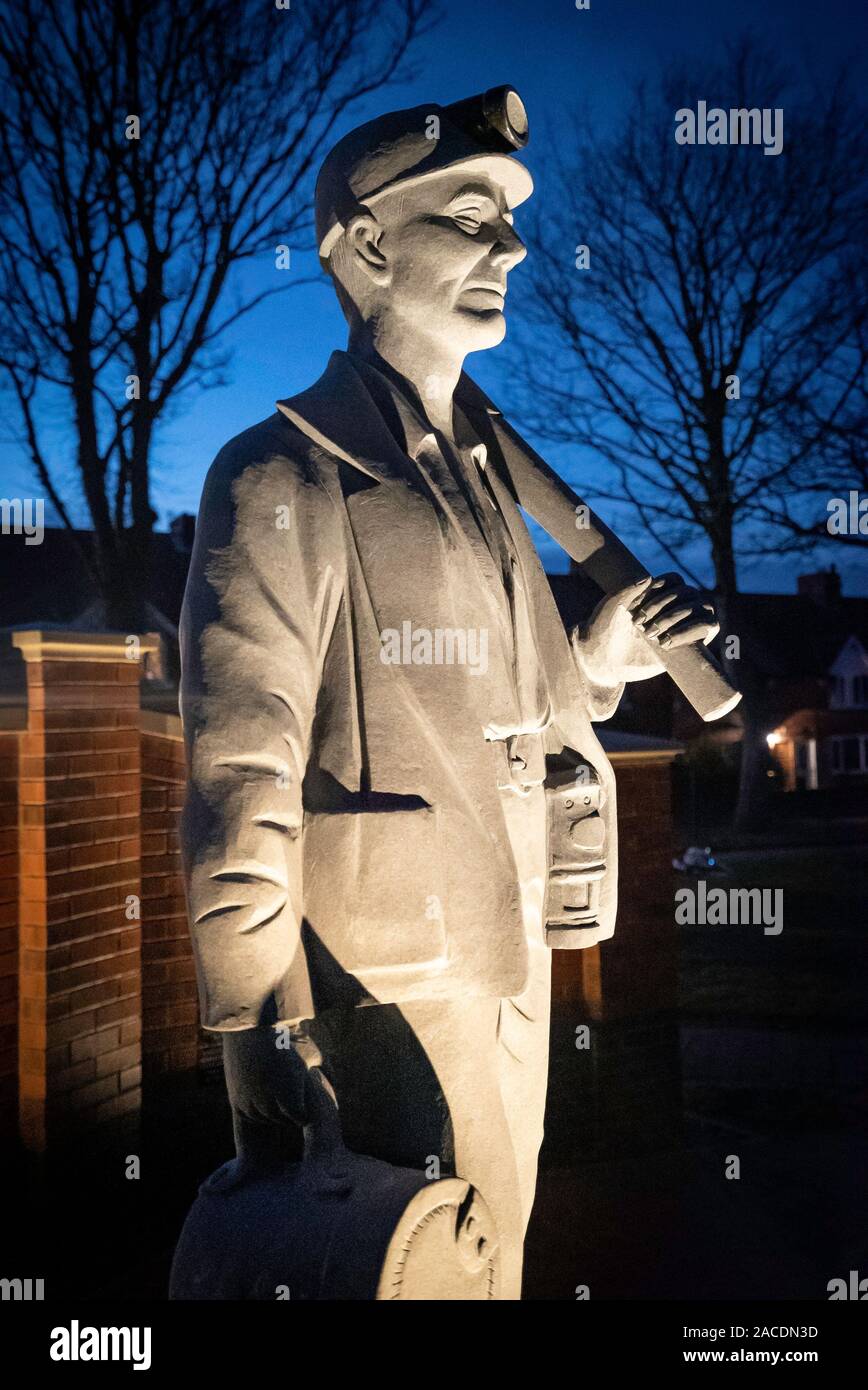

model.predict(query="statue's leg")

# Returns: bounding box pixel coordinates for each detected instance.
[412,778,551,1290]
[307,780,550,1300]
[492,947,552,1236]
[305,991,525,1295]
[397,993,527,1298]
[387,783,549,1300]
[495,782,551,1237]
[208,779,550,1296]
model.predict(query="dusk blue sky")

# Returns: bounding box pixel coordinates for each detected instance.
[3,0,866,594]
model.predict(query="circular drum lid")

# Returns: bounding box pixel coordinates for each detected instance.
[376,1179,500,1301]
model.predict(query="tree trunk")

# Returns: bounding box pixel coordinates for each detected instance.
[733,683,771,832]
[713,540,769,832]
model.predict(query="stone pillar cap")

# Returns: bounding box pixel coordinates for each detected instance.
[4,628,161,663]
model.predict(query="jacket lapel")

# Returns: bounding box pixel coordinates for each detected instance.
[279,352,594,737]
[276,351,420,488]
[456,378,594,730]
[278,352,518,632]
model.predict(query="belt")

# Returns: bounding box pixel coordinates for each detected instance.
[490,731,547,794]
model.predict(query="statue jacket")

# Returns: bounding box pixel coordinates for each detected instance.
[179,350,620,1030]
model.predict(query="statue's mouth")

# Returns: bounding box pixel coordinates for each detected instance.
[461,283,506,309]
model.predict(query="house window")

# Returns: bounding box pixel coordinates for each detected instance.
[829,735,867,773]
[828,640,868,708]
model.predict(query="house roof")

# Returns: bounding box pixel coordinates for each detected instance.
[725,592,868,678]
[0,527,190,630]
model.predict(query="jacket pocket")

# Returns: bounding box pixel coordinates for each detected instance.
[302,804,447,977]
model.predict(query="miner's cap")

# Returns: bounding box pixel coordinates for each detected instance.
[316,85,533,262]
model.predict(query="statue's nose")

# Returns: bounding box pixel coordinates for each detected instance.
[491,221,527,269]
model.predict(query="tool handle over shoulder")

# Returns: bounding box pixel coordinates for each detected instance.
[464,381,741,723]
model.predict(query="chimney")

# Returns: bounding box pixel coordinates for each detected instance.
[797,566,841,603]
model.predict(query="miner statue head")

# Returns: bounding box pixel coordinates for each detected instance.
[314,86,532,430]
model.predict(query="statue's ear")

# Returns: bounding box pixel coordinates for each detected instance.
[344,208,389,286]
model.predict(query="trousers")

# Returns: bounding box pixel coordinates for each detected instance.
[306,779,551,1300]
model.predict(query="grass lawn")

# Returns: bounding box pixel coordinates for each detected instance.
[677,844,868,1023]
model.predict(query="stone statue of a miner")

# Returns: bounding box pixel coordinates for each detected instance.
[173,86,732,1301]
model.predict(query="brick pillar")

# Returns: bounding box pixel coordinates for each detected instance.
[13,630,157,1150]
[0,725,20,1136]
[550,749,684,1159]
[551,750,680,1016]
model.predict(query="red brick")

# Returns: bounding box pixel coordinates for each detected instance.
[95,1044,140,1078]
[65,1074,119,1109]
[94,1088,140,1122]
[47,1059,98,1094]
[69,1027,122,1063]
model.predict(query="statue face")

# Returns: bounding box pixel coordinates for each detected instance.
[364,168,527,357]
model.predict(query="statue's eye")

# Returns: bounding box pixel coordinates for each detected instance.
[453,210,482,233]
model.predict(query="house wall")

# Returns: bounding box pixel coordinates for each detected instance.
[770,706,868,790]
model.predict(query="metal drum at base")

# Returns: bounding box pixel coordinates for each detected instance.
[170,1153,500,1301]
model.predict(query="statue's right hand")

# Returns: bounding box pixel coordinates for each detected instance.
[222,1025,311,1130]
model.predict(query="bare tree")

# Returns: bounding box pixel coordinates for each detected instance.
[0,0,431,628]
[751,264,868,554]
[512,39,868,826]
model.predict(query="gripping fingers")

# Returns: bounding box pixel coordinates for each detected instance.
[641,604,694,638]
[658,613,720,649]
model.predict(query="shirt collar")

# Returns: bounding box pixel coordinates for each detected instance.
[346,350,487,471]
[345,350,433,459]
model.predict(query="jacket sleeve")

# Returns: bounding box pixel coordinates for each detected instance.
[179,429,345,1030]
[566,625,625,722]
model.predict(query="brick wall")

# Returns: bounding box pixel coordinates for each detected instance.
[0,727,19,1136]
[140,720,198,1076]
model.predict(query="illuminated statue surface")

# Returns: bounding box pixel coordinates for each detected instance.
[172,86,731,1301]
